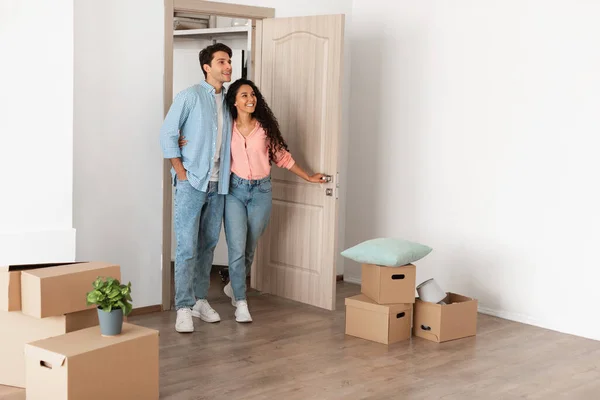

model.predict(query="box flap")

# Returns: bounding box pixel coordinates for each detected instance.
[24,345,67,369]
[415,297,443,308]
[440,293,478,341]
[21,262,117,278]
[447,292,475,303]
[345,294,403,314]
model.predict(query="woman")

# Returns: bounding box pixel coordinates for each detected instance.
[180,79,325,323]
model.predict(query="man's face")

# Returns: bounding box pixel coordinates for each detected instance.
[204,51,232,84]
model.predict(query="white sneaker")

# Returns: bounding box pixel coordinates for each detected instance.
[234,300,253,323]
[192,299,221,323]
[223,282,236,307]
[175,308,194,333]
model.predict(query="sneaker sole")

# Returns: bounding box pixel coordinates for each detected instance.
[191,310,221,323]
[175,326,194,333]
[236,316,253,323]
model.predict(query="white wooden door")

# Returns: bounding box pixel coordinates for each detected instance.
[252,15,344,311]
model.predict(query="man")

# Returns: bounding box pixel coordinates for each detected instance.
[160,43,233,333]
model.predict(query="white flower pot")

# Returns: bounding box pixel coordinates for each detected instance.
[416,278,447,304]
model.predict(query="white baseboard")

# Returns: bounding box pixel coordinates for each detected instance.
[0,228,76,265]
[477,306,599,342]
[477,306,540,327]
[343,275,361,285]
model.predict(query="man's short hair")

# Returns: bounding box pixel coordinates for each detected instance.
[199,43,233,78]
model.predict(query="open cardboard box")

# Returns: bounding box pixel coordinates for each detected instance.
[413,292,478,343]
[20,262,120,318]
[0,262,79,312]
[345,294,412,345]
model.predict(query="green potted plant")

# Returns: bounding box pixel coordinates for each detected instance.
[86,276,133,336]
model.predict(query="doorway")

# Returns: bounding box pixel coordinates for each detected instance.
[170,14,252,305]
[162,1,345,313]
[162,0,275,311]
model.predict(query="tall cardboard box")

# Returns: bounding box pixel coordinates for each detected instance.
[20,262,120,318]
[413,293,478,343]
[24,323,159,400]
[345,294,412,345]
[361,263,416,304]
[0,262,79,312]
[0,308,98,388]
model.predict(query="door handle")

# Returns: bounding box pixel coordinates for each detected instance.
[321,175,332,183]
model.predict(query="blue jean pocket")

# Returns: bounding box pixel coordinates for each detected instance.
[175,178,190,192]
[258,181,272,193]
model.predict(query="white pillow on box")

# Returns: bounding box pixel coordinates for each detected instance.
[341,237,432,267]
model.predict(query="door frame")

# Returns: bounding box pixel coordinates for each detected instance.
[162,0,275,311]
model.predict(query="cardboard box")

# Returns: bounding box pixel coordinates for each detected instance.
[345,294,412,345]
[361,263,416,304]
[0,268,20,312]
[0,262,79,312]
[0,384,25,400]
[413,293,478,343]
[24,323,159,400]
[20,262,120,318]
[0,308,98,388]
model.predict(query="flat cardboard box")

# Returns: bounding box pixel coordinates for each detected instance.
[361,263,416,304]
[345,294,412,345]
[20,262,120,318]
[413,292,478,343]
[0,308,98,388]
[24,323,159,400]
[0,385,25,400]
[0,262,79,312]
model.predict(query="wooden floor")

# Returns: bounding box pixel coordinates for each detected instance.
[130,275,600,399]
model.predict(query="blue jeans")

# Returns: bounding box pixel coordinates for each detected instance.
[224,174,272,301]
[173,178,224,309]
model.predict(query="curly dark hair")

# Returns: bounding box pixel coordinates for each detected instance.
[225,79,289,165]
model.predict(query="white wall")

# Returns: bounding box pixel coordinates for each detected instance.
[0,0,76,265]
[73,0,352,308]
[73,0,164,307]
[346,0,600,341]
